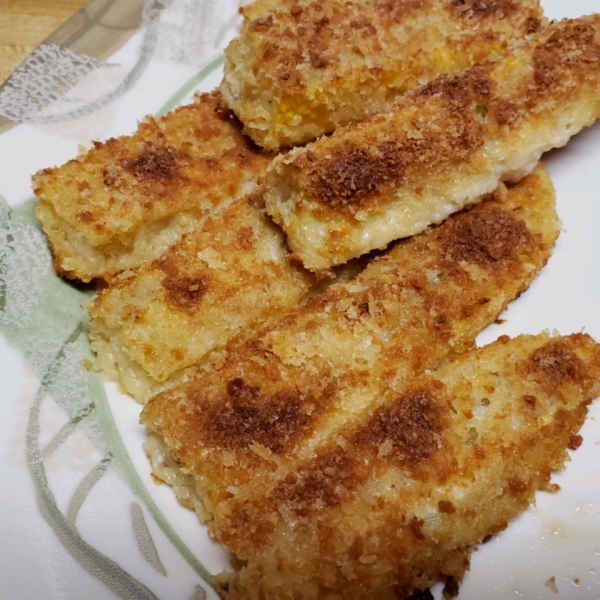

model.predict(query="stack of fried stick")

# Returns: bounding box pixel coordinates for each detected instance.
[33,2,600,598]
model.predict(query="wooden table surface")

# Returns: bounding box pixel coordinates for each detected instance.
[0,0,89,85]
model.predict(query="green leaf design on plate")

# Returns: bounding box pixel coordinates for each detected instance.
[0,197,213,597]
[0,3,244,595]
[26,322,160,600]
[156,55,225,117]
[131,501,168,577]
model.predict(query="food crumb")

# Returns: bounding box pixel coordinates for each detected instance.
[545,576,558,593]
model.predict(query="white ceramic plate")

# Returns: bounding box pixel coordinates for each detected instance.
[0,1,599,599]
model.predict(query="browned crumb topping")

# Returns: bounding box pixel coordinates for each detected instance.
[375,1,431,23]
[403,588,434,600]
[77,210,95,223]
[300,69,493,208]
[443,577,461,598]
[438,500,456,514]
[506,478,528,494]
[438,203,533,268]
[191,378,334,454]
[303,142,406,206]
[522,394,537,410]
[153,256,210,314]
[533,21,600,90]
[247,3,349,83]
[284,17,600,223]
[271,454,360,516]
[524,15,542,34]
[526,339,587,393]
[120,143,184,182]
[449,0,518,20]
[567,434,584,451]
[269,385,448,516]
[357,387,446,467]
[32,90,272,280]
[249,15,273,32]
[161,276,208,313]
[234,226,254,250]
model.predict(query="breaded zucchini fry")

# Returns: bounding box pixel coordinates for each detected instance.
[221,0,545,149]
[88,193,314,403]
[141,165,558,530]
[215,332,600,600]
[265,15,600,272]
[33,91,270,282]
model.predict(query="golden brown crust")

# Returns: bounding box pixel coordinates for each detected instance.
[532,19,600,91]
[447,0,520,20]
[521,335,590,393]
[160,272,209,315]
[141,164,559,527]
[357,386,446,468]
[34,91,271,282]
[436,202,532,267]
[221,0,546,149]
[298,68,490,209]
[215,333,600,600]
[269,381,451,520]
[265,15,600,272]
[188,377,335,454]
[117,142,187,184]
[87,195,314,399]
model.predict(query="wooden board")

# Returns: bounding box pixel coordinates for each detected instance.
[0,0,89,84]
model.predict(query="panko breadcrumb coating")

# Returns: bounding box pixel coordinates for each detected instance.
[221,0,546,149]
[265,15,600,272]
[33,91,270,282]
[215,332,600,600]
[88,193,314,403]
[141,165,558,535]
